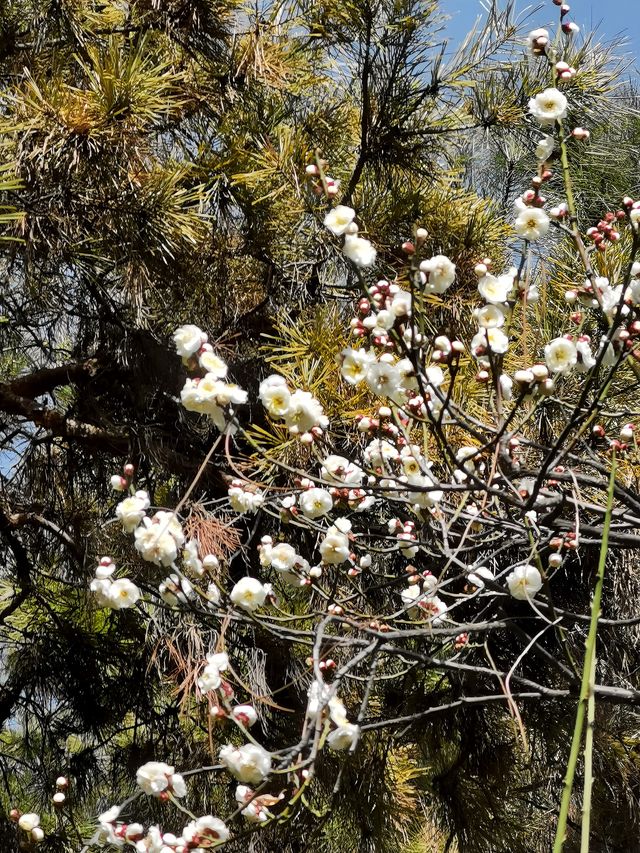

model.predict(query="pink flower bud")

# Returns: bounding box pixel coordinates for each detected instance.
[110,475,127,492]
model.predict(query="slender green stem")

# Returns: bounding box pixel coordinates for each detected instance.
[557,120,577,224]
[553,453,616,853]
[580,651,597,852]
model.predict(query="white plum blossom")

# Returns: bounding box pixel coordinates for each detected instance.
[468,566,494,589]
[328,694,349,725]
[173,324,207,359]
[18,813,40,832]
[600,282,628,322]
[306,679,332,722]
[420,595,448,625]
[514,207,550,241]
[182,540,203,576]
[198,651,229,693]
[152,511,184,545]
[340,347,375,384]
[321,454,364,486]
[259,374,291,418]
[390,289,412,317]
[319,524,351,564]
[576,338,596,372]
[95,559,116,580]
[400,446,425,477]
[283,390,329,434]
[324,205,356,236]
[328,723,360,751]
[478,272,513,304]
[407,471,443,508]
[136,761,186,798]
[180,373,247,429]
[236,786,270,823]
[420,255,456,294]
[507,564,543,600]
[471,327,509,355]
[527,27,549,52]
[107,578,140,610]
[219,743,272,784]
[182,816,229,845]
[535,134,555,161]
[528,88,568,125]
[90,577,113,607]
[205,581,221,606]
[364,438,400,468]
[230,577,267,611]
[98,806,120,825]
[159,573,193,607]
[232,704,258,727]
[198,348,228,378]
[115,491,150,532]
[207,379,248,407]
[395,357,418,392]
[500,373,513,401]
[268,542,298,573]
[134,515,182,566]
[365,361,400,397]
[259,376,329,436]
[545,337,578,374]
[400,584,421,611]
[228,481,265,514]
[299,488,333,519]
[342,234,376,267]
[474,304,506,328]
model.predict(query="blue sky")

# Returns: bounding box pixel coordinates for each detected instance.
[439,1,640,68]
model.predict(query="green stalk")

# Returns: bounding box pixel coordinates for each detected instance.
[580,651,597,852]
[553,453,616,853]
